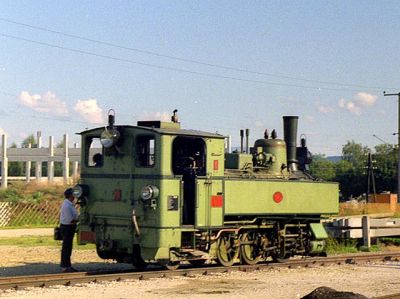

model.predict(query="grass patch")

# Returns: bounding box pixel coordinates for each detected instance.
[327,237,391,254]
[0,225,57,229]
[0,236,95,250]
[380,237,400,246]
[0,181,68,203]
[326,237,359,254]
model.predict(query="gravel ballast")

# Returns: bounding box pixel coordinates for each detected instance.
[1,245,400,298]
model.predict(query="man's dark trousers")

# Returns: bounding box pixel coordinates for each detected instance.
[60,224,76,268]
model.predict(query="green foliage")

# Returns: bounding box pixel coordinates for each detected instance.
[8,142,24,176]
[0,182,65,203]
[309,154,336,181]
[21,134,37,148]
[337,141,369,198]
[373,144,397,193]
[310,139,398,199]
[380,237,400,246]
[342,140,369,169]
[326,237,358,254]
[0,187,24,203]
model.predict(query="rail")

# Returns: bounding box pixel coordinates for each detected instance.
[0,252,399,292]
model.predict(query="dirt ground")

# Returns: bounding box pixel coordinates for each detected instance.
[0,245,400,298]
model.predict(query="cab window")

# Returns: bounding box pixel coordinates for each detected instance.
[172,137,206,175]
[85,137,103,167]
[136,135,155,167]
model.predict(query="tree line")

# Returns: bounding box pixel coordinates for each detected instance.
[309,140,397,200]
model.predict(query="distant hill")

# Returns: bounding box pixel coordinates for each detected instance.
[326,156,342,163]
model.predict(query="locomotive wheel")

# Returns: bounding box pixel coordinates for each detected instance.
[216,234,239,267]
[240,231,262,265]
[163,261,180,270]
[272,252,290,263]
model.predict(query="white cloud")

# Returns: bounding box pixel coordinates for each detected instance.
[254,120,264,128]
[19,132,28,140]
[338,92,377,115]
[139,111,171,122]
[302,130,317,136]
[305,115,315,123]
[354,92,377,107]
[316,102,334,114]
[338,98,346,108]
[74,99,104,124]
[19,91,68,116]
[345,101,361,115]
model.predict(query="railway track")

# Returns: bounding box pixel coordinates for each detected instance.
[0,252,399,293]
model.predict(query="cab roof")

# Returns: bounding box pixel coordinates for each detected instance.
[78,125,225,139]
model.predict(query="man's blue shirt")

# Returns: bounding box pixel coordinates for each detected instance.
[60,199,78,225]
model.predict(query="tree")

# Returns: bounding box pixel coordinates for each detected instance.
[21,134,37,148]
[342,140,369,171]
[309,154,336,181]
[336,140,370,198]
[373,144,397,193]
[334,159,357,199]
[8,142,24,176]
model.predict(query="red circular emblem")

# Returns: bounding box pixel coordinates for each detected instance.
[273,192,283,203]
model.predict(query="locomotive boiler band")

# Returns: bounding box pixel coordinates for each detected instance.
[73,110,338,269]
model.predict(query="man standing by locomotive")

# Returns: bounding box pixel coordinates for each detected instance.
[60,188,79,272]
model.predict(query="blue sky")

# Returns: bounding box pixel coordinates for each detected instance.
[0,1,399,155]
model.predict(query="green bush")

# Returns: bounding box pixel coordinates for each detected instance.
[326,237,358,254]
[0,182,66,203]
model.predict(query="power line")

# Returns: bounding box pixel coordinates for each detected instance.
[0,17,394,91]
[0,32,378,92]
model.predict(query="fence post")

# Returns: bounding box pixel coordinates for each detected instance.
[48,136,54,183]
[63,134,69,184]
[25,143,31,183]
[35,131,42,182]
[1,135,8,189]
[73,142,79,179]
[362,215,371,248]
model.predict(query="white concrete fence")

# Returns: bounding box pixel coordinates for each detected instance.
[0,132,81,188]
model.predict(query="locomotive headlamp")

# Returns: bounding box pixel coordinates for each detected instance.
[141,185,159,200]
[100,127,120,148]
[100,109,120,148]
[73,184,90,198]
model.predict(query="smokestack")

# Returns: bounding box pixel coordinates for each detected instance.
[245,129,250,154]
[240,130,244,153]
[283,116,299,172]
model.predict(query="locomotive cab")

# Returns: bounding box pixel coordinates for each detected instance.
[75,112,226,267]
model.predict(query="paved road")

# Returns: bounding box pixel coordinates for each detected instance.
[0,228,53,238]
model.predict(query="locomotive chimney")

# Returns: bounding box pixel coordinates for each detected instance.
[283,116,299,172]
[245,129,250,153]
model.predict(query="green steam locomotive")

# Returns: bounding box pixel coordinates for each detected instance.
[74,110,338,269]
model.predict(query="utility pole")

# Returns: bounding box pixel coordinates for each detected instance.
[365,152,376,203]
[383,91,400,203]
